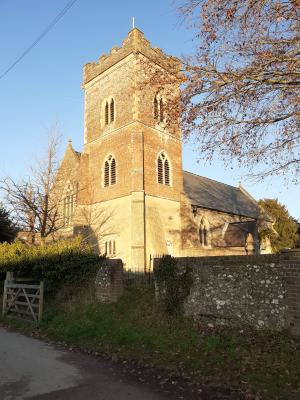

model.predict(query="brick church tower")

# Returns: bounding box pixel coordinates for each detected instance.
[76,28,183,270]
[56,28,268,264]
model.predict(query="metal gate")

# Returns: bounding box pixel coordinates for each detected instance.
[2,279,44,323]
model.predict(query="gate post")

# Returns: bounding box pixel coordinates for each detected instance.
[6,271,14,282]
[2,272,13,318]
[38,281,44,322]
[2,279,7,318]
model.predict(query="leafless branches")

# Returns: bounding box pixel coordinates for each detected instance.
[0,127,64,240]
[177,0,300,181]
[139,1,297,181]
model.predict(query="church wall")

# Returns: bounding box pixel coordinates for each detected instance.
[50,145,81,235]
[75,195,132,269]
[180,193,255,256]
[77,152,90,204]
[145,195,181,267]
[53,145,80,199]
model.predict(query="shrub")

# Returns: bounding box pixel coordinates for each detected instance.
[154,255,193,315]
[0,237,103,294]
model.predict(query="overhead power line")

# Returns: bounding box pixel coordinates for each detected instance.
[0,0,79,81]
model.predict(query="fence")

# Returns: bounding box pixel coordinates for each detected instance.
[2,275,44,323]
[123,269,153,287]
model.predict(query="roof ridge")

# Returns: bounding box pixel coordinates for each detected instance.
[183,170,239,191]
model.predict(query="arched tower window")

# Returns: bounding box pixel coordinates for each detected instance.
[110,98,115,122]
[63,183,76,227]
[111,157,116,184]
[104,160,110,187]
[153,96,166,123]
[105,102,109,125]
[157,152,171,186]
[153,96,158,120]
[199,218,210,246]
[103,155,117,187]
[159,98,164,122]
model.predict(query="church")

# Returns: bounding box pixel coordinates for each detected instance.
[55,28,272,271]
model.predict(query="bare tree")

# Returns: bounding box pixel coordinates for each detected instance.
[177,0,300,181]
[1,127,64,242]
[1,124,116,250]
[140,1,299,181]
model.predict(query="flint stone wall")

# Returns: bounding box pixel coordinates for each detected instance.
[95,259,124,303]
[154,250,300,336]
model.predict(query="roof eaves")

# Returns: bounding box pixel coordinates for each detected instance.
[190,203,258,220]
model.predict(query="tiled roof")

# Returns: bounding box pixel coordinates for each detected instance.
[183,171,260,219]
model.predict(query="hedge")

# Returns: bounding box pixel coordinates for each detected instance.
[0,237,103,294]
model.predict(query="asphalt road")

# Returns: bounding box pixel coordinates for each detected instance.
[0,327,172,400]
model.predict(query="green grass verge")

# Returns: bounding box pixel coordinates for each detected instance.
[1,287,299,400]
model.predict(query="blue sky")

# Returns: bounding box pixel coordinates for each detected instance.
[0,0,299,219]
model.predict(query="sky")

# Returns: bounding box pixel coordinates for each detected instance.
[0,0,299,219]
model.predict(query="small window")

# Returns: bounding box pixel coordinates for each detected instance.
[104,240,116,256]
[159,98,164,122]
[204,227,208,246]
[157,152,170,186]
[103,155,117,187]
[105,102,109,125]
[110,99,114,122]
[154,96,158,120]
[199,220,209,246]
[199,226,203,244]
[153,96,165,123]
[63,183,76,227]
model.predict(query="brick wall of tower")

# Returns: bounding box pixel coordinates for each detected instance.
[143,127,183,201]
[84,56,136,145]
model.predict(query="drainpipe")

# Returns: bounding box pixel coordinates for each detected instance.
[142,131,147,273]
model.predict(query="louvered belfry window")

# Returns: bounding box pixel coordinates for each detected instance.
[104,160,110,187]
[110,99,115,122]
[104,155,116,187]
[154,96,158,120]
[110,158,116,184]
[157,152,170,186]
[105,102,109,125]
[158,156,163,184]
[164,159,170,185]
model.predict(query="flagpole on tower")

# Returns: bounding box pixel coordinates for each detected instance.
[132,16,135,29]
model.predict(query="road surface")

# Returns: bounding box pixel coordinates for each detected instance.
[0,327,173,400]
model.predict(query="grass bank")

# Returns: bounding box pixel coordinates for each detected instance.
[1,287,299,400]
